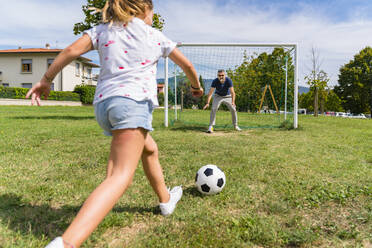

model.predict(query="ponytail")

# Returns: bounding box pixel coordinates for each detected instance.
[99,0,153,25]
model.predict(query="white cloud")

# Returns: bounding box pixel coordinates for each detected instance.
[1,0,371,86]
[0,0,86,48]
[155,0,372,86]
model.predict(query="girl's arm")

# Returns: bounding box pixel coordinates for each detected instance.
[26,34,94,105]
[168,48,203,97]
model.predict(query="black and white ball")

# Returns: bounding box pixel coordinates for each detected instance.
[195,164,226,195]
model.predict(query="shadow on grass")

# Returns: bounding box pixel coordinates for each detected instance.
[168,122,277,132]
[183,185,206,198]
[0,193,156,239]
[10,116,95,120]
[112,205,159,215]
[169,125,207,132]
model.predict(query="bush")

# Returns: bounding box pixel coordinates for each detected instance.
[158,92,164,106]
[48,91,81,101]
[279,120,295,130]
[0,86,80,101]
[73,84,96,104]
[0,86,28,99]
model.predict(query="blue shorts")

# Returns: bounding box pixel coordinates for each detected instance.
[94,96,154,136]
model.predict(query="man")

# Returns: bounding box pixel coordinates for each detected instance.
[203,69,241,133]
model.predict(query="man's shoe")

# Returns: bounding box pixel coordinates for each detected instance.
[207,126,214,133]
[235,126,242,131]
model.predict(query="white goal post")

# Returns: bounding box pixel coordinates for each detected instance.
[163,42,299,129]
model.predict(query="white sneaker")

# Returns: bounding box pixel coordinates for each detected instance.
[207,126,214,133]
[159,186,183,216]
[45,237,64,248]
[235,126,242,131]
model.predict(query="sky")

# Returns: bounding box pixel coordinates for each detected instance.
[1,0,372,86]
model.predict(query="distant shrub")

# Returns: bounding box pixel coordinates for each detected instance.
[158,92,164,106]
[48,91,81,101]
[0,86,80,101]
[74,84,96,104]
[279,120,295,130]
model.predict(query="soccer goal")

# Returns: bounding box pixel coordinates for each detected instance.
[162,43,299,130]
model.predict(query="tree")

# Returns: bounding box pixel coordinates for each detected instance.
[334,47,372,115]
[304,70,329,115]
[228,48,294,112]
[73,0,164,35]
[196,75,207,109]
[174,72,200,109]
[325,89,344,112]
[304,47,329,117]
[299,89,344,113]
[299,91,314,112]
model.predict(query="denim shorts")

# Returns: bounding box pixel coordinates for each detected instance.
[94,96,154,136]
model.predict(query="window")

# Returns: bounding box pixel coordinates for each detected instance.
[21,59,32,73]
[75,63,80,76]
[22,83,32,89]
[2,83,9,87]
[87,68,92,79]
[47,58,54,68]
[50,83,54,91]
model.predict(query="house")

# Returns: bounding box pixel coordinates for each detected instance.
[157,83,165,94]
[0,44,100,91]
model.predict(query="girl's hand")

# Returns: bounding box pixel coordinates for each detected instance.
[203,103,210,110]
[191,87,204,98]
[25,79,52,106]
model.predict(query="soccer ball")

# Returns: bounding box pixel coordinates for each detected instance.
[195,164,226,195]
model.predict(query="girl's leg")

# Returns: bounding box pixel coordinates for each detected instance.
[141,134,170,203]
[61,128,146,248]
[106,150,114,178]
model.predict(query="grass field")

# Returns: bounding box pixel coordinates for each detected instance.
[0,105,371,247]
[169,109,287,129]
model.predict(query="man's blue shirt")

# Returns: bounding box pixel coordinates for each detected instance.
[211,77,233,96]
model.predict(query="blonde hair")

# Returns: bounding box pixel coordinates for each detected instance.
[97,0,153,25]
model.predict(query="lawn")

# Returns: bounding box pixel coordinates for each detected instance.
[0,106,371,247]
[169,109,286,128]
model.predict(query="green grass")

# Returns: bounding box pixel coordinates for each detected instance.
[169,109,290,129]
[0,106,371,247]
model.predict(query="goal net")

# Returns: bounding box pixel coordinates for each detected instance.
[160,43,298,130]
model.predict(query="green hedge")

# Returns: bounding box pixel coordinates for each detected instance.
[0,86,80,101]
[73,84,96,104]
[158,92,164,106]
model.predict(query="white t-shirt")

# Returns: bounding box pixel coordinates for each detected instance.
[84,18,176,106]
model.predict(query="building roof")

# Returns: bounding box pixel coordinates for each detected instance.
[0,48,63,53]
[0,48,100,68]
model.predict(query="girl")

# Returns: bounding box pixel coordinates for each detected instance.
[26,0,203,247]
